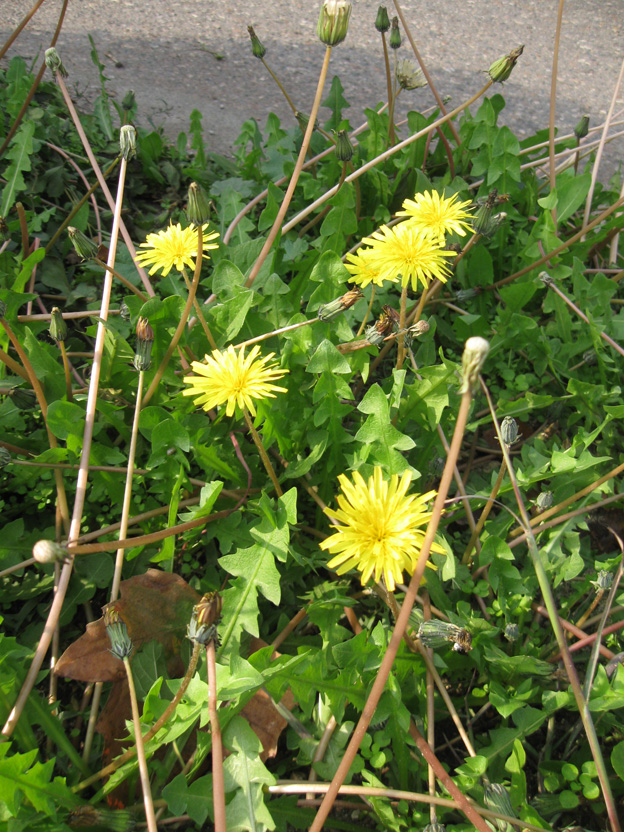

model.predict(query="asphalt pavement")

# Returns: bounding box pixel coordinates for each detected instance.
[2,0,623,180]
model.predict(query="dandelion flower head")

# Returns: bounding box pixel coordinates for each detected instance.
[360,222,456,292]
[345,246,396,289]
[182,344,288,418]
[397,190,473,242]
[320,466,445,591]
[135,222,220,277]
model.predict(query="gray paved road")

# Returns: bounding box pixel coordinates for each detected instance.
[2,0,623,180]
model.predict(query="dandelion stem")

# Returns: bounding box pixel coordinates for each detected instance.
[547,0,565,226]
[396,285,408,369]
[94,258,148,301]
[181,269,218,349]
[59,341,73,401]
[381,31,395,145]
[461,459,507,565]
[234,318,316,350]
[243,408,283,497]
[206,642,226,832]
[123,656,158,832]
[261,57,298,116]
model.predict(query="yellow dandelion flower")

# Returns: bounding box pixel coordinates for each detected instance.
[182,344,288,417]
[361,222,456,292]
[397,190,473,242]
[135,222,220,277]
[345,246,397,289]
[320,466,445,592]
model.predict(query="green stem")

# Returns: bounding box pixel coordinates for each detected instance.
[548,0,565,226]
[382,32,395,145]
[181,268,218,349]
[59,341,73,401]
[261,57,298,116]
[243,408,283,497]
[206,642,226,832]
[123,657,158,832]
[94,258,148,301]
[461,458,506,565]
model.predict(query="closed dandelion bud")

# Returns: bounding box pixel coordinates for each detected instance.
[186,181,212,225]
[68,805,136,831]
[334,129,354,162]
[454,288,479,302]
[9,387,37,410]
[247,25,266,59]
[486,212,507,238]
[0,447,11,468]
[423,824,445,832]
[49,307,67,343]
[488,44,524,83]
[504,622,519,642]
[592,570,613,591]
[375,5,390,33]
[318,287,363,321]
[317,0,352,47]
[104,607,133,661]
[33,539,68,565]
[484,783,516,832]
[296,111,319,135]
[473,202,493,237]
[134,317,154,372]
[45,47,68,77]
[121,89,136,112]
[459,336,490,395]
[408,319,430,338]
[68,226,98,261]
[119,124,136,161]
[500,416,518,446]
[582,349,597,366]
[119,301,131,322]
[389,16,401,49]
[0,299,6,320]
[365,309,394,346]
[418,620,472,653]
[396,58,426,90]
[535,490,553,511]
[574,114,590,140]
[188,591,222,646]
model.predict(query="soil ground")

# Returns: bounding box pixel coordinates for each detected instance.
[2,0,624,180]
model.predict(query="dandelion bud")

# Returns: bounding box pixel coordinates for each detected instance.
[317,0,352,46]
[296,111,319,135]
[49,307,67,343]
[0,447,11,469]
[364,309,394,346]
[408,320,430,339]
[592,570,613,591]
[134,317,154,372]
[104,607,133,661]
[389,16,401,49]
[318,287,363,321]
[45,47,68,77]
[484,783,516,832]
[473,202,493,237]
[33,539,68,565]
[68,805,135,831]
[9,387,36,410]
[500,416,518,446]
[119,301,131,322]
[396,58,426,90]
[188,591,222,646]
[0,299,6,320]
[186,181,212,225]
[535,490,553,511]
[121,89,136,112]
[504,622,519,642]
[423,824,445,832]
[460,336,489,395]
[487,44,524,83]
[574,114,590,140]
[582,349,597,366]
[119,125,136,161]
[0,216,8,243]
[68,227,98,261]
[247,25,266,59]
[375,6,390,33]
[418,620,472,654]
[334,129,354,162]
[454,288,479,302]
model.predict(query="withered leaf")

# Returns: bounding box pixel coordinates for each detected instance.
[56,569,201,682]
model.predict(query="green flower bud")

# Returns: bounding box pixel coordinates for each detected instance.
[296,111,319,135]
[418,620,472,653]
[188,592,222,646]
[186,181,212,225]
[396,58,426,90]
[574,114,590,140]
[49,307,67,343]
[318,287,363,321]
[500,416,518,446]
[104,607,133,661]
[535,490,553,511]
[364,308,394,347]
[33,539,68,565]
[119,125,136,161]
[317,0,352,47]
[582,349,597,366]
[484,783,516,832]
[334,129,354,162]
[133,317,154,372]
[68,226,99,261]
[487,45,524,83]
[504,623,519,642]
[454,288,479,302]
[119,301,131,322]
[423,824,445,832]
[592,570,613,591]
[375,6,390,33]
[0,298,6,320]
[121,89,136,112]
[460,336,490,395]
[0,447,11,469]
[68,805,136,831]
[389,16,401,49]
[9,387,37,410]
[45,47,68,77]
[247,25,266,59]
